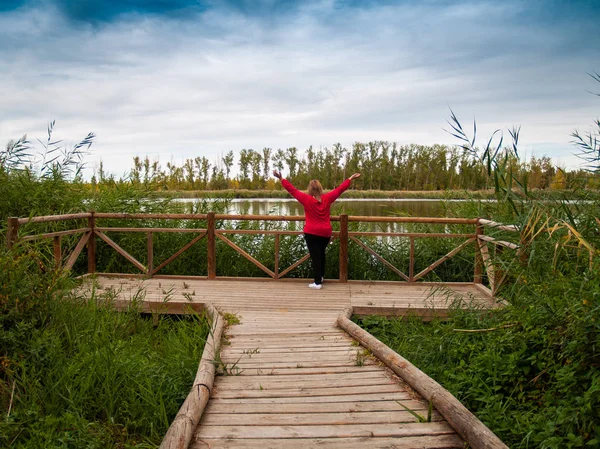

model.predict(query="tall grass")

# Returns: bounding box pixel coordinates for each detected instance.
[0,246,211,448]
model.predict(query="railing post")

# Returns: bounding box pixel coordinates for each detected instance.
[87,212,96,274]
[474,220,483,284]
[409,237,415,282]
[207,212,216,279]
[147,232,153,278]
[274,234,280,280]
[339,214,348,283]
[6,217,19,250]
[53,236,62,268]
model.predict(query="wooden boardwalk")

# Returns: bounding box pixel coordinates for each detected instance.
[78,276,503,448]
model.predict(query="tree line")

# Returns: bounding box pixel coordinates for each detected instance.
[91,142,600,191]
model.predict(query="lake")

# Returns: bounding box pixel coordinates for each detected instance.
[173,198,467,217]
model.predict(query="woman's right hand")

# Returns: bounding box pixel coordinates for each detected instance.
[273,170,282,180]
[349,173,361,181]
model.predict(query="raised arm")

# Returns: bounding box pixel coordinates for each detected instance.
[273,170,311,204]
[325,173,361,203]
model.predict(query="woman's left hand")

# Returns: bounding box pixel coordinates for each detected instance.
[273,170,282,180]
[349,173,361,181]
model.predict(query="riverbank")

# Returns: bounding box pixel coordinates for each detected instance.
[149,188,600,200]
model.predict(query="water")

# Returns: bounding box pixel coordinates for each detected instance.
[174,198,454,217]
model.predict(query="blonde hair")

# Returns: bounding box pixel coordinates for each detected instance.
[307,179,323,201]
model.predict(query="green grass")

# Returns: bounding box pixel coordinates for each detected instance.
[0,248,211,448]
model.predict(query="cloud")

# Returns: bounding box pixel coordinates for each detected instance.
[0,0,598,177]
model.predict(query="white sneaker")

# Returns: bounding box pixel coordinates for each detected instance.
[308,283,322,290]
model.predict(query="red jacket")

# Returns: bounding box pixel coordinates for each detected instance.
[281,178,351,237]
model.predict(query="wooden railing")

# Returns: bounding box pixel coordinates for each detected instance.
[6,212,519,294]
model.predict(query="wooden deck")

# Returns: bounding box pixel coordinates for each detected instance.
[77,276,503,448]
[83,276,498,318]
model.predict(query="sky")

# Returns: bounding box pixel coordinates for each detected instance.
[1,0,599,179]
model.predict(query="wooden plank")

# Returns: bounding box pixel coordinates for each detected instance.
[190,434,465,449]
[212,360,376,370]
[216,233,275,278]
[219,366,384,376]
[94,212,208,220]
[64,232,92,270]
[195,421,456,439]
[350,236,409,281]
[213,377,397,391]
[95,230,146,272]
[151,232,206,275]
[211,384,400,400]
[274,234,279,279]
[204,399,428,414]
[214,371,390,386]
[200,410,443,426]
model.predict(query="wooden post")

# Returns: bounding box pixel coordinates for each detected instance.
[207,212,216,279]
[274,234,280,280]
[147,232,153,278]
[339,214,348,283]
[87,212,96,273]
[409,236,415,282]
[53,236,62,268]
[6,217,19,249]
[474,221,483,284]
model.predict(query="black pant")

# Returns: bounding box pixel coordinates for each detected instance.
[304,233,331,285]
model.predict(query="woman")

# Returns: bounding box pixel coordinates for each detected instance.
[273,170,361,289]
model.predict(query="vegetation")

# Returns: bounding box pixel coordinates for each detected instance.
[101,143,599,193]
[0,128,211,448]
[355,100,600,447]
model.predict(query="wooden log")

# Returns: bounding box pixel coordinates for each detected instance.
[64,232,92,271]
[339,214,348,283]
[413,238,476,281]
[17,212,91,225]
[53,236,61,268]
[6,217,19,249]
[87,212,96,274]
[207,212,216,280]
[151,233,207,276]
[349,236,409,281]
[159,302,224,449]
[337,315,508,449]
[215,233,275,278]
[19,227,91,242]
[94,230,146,273]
